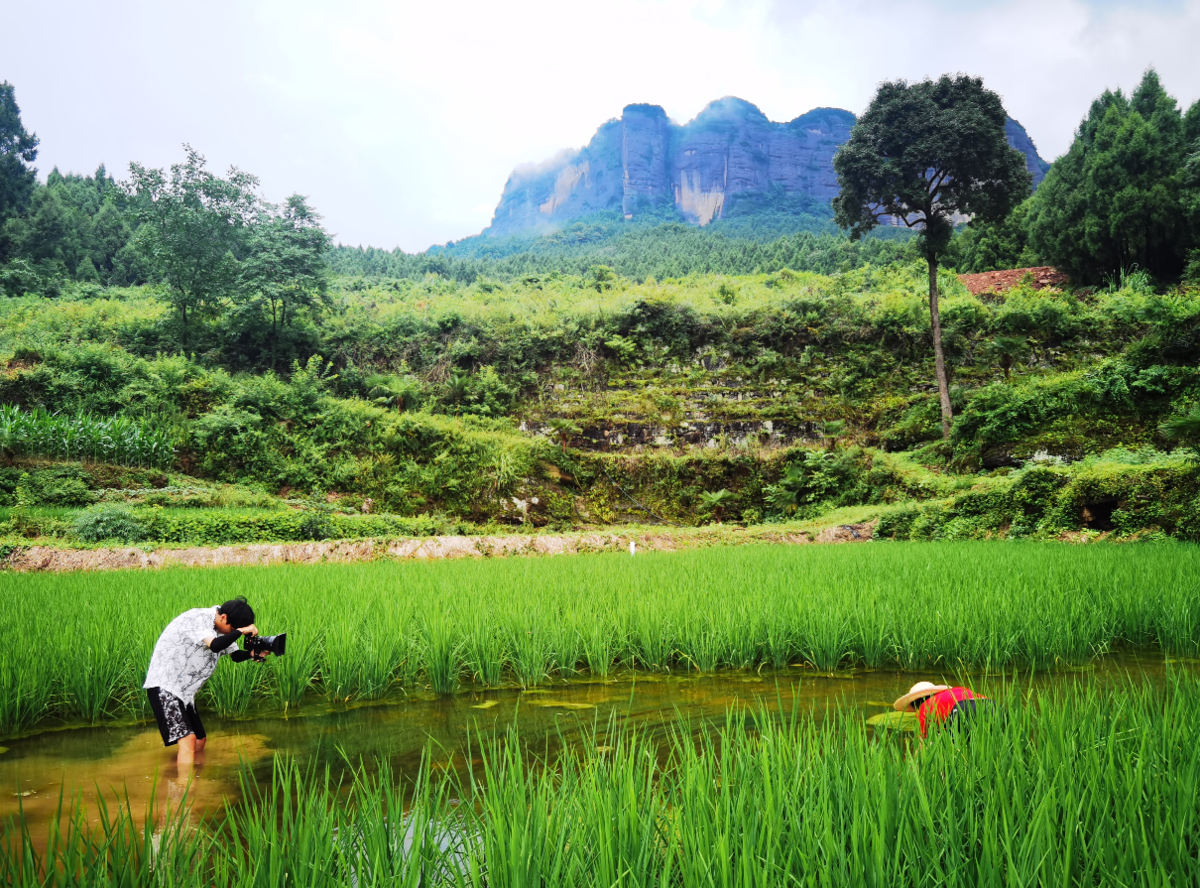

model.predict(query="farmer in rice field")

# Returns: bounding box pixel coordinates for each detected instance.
[893,681,991,738]
[143,597,270,765]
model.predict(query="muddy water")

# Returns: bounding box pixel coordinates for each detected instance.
[0,652,1185,838]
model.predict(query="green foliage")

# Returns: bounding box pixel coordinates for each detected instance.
[0,465,97,507]
[696,488,734,522]
[1,261,1198,531]
[0,81,39,233]
[72,503,147,542]
[1029,70,1200,284]
[332,222,911,284]
[764,449,875,516]
[833,74,1031,439]
[949,199,1040,273]
[0,405,175,468]
[1161,404,1200,457]
[877,456,1200,541]
[236,193,333,370]
[126,146,260,345]
[134,507,442,544]
[833,74,1031,254]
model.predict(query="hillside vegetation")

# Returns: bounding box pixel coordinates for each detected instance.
[2,260,1198,545]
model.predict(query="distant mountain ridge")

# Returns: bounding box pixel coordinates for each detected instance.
[484,97,1049,238]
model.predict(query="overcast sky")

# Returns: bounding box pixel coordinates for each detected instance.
[4,0,1198,252]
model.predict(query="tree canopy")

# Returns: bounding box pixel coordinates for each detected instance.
[1028,69,1200,285]
[832,74,1030,252]
[0,82,40,233]
[126,146,261,345]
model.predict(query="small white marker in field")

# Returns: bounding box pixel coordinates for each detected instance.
[630,540,636,557]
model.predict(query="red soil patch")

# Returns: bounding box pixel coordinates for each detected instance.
[957,266,1068,297]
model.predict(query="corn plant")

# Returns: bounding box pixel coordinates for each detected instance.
[0,405,175,469]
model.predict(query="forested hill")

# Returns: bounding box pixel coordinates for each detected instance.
[331,215,914,283]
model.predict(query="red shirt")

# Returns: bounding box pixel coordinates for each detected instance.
[917,687,984,737]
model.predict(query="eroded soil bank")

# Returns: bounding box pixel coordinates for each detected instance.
[1,521,875,572]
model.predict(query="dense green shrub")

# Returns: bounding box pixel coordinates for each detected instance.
[0,465,96,506]
[72,504,148,542]
[875,458,1199,541]
[133,507,444,544]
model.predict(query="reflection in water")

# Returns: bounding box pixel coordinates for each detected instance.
[1,729,268,847]
[0,651,1179,840]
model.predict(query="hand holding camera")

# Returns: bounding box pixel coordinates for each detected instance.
[244,632,287,661]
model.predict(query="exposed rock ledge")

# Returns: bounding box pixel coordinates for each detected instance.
[2,523,876,573]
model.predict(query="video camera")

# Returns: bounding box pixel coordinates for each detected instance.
[245,633,287,658]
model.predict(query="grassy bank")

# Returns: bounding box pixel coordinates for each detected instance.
[1,542,1197,736]
[5,675,1199,887]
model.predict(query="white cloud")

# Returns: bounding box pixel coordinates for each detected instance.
[3,0,1198,251]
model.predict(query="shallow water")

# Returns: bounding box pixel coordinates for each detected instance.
[0,651,1186,839]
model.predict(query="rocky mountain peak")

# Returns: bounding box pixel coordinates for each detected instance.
[484,98,1048,237]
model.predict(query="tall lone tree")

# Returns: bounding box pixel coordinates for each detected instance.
[833,74,1030,440]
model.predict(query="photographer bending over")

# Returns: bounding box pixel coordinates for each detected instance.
[143,597,271,764]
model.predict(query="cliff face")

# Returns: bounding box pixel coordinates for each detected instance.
[1004,118,1051,189]
[485,97,1048,237]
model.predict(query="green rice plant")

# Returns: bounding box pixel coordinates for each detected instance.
[7,674,1200,887]
[850,600,891,666]
[504,611,554,688]
[761,595,800,668]
[626,600,671,671]
[56,632,128,723]
[579,619,618,678]
[0,639,54,734]
[720,599,764,668]
[461,724,577,887]
[463,627,506,687]
[201,651,270,717]
[321,611,367,702]
[271,631,322,710]
[549,616,584,679]
[0,776,209,888]
[798,610,853,671]
[355,620,407,701]
[422,611,460,694]
[3,542,1200,733]
[678,611,724,672]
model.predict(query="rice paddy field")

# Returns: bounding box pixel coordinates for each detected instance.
[4,677,1199,887]
[2,541,1199,885]
[1,542,1199,735]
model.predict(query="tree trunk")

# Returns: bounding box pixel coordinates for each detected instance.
[270,299,278,373]
[927,256,954,440]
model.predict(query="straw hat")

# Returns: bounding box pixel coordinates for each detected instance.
[893,681,950,711]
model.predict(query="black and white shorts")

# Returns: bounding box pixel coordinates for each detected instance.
[147,687,206,746]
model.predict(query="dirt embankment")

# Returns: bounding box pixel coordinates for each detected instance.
[1,523,876,573]
[957,266,1068,296]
